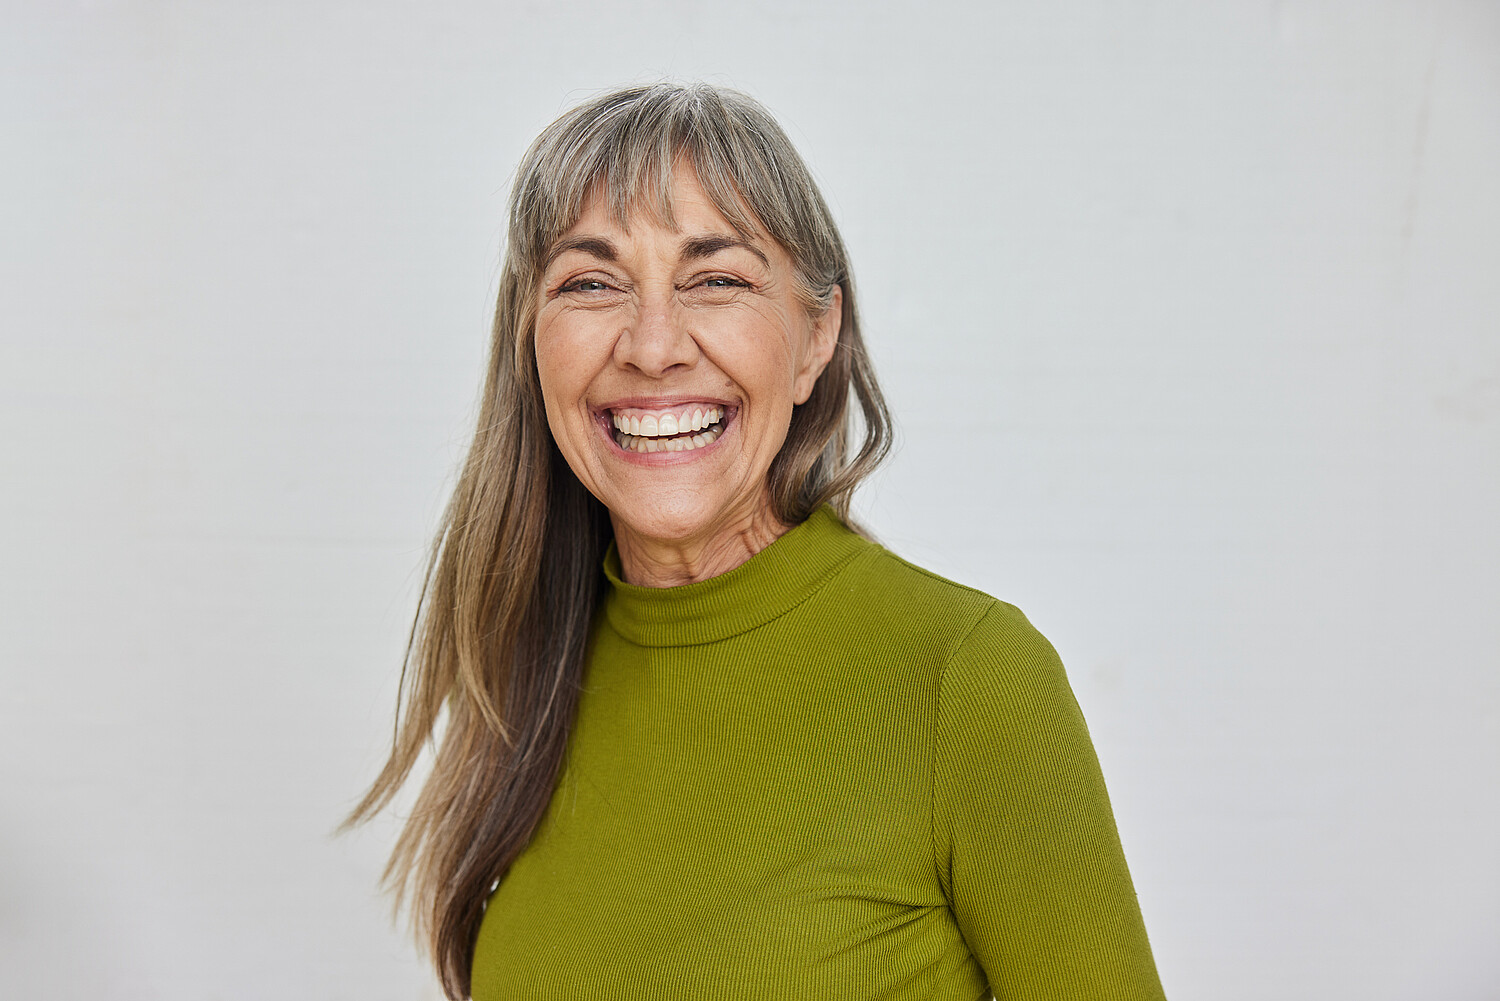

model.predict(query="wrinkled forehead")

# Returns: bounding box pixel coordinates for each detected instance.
[540,153,767,259]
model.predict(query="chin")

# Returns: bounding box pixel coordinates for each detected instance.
[611,499,724,545]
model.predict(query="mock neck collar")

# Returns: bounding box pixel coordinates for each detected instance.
[601,506,868,647]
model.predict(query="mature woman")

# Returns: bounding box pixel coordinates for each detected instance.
[350,83,1165,1000]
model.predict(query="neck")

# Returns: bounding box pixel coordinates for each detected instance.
[612,502,790,587]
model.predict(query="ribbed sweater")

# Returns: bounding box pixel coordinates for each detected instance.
[470,507,1164,1000]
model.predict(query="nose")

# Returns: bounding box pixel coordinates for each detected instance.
[613,288,699,377]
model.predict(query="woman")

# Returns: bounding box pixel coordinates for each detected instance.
[349,82,1165,1000]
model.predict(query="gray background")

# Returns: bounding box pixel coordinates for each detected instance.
[3,1,1497,998]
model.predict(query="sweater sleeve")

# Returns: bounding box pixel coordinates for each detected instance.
[932,602,1165,1001]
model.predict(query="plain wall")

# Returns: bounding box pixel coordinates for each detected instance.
[3,1,1496,998]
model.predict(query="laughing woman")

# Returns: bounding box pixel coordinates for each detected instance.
[349,83,1166,1001]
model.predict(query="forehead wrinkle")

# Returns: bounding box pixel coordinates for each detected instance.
[548,160,773,273]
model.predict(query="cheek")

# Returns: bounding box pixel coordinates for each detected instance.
[711,316,801,386]
[533,339,587,459]
[534,319,588,407]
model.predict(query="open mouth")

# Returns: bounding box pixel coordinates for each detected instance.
[608,405,729,454]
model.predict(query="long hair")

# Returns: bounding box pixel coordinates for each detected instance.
[345,82,893,999]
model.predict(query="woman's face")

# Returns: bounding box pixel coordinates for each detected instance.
[534,165,839,568]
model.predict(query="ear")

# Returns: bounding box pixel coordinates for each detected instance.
[792,285,843,405]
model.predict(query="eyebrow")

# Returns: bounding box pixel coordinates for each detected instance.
[544,236,618,270]
[543,232,770,271]
[680,234,769,267]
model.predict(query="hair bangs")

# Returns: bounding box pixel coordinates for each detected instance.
[511,85,786,282]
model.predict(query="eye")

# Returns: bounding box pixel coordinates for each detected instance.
[680,273,752,306]
[560,278,612,294]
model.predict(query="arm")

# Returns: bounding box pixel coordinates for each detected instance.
[933,602,1165,1000]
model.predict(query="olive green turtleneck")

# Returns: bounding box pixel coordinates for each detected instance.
[471,507,1164,1000]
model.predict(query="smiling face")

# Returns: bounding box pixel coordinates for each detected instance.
[534,165,841,584]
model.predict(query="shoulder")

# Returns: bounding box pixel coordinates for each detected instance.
[899,558,1093,811]
[934,598,1084,762]
[833,539,1082,743]
[799,511,1072,712]
[830,536,1060,679]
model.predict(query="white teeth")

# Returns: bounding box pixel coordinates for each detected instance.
[609,405,726,448]
[612,424,721,454]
